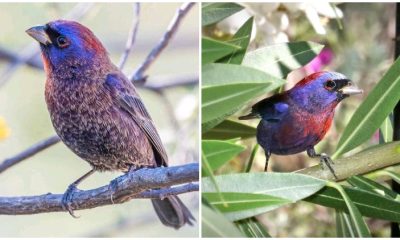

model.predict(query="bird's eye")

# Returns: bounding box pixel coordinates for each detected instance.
[325,80,336,90]
[56,36,69,48]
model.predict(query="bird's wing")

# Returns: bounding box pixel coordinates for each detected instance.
[105,73,169,167]
[239,94,289,122]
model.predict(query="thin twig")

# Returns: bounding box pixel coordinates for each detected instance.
[0,46,43,69]
[0,135,60,174]
[0,163,198,215]
[130,2,195,82]
[118,3,141,70]
[0,3,94,88]
[141,75,198,91]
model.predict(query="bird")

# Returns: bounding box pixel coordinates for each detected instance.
[26,19,194,229]
[239,71,363,178]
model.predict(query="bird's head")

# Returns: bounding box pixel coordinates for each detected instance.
[26,20,109,72]
[289,71,363,112]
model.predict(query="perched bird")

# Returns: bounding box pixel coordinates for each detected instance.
[239,72,363,178]
[26,20,194,229]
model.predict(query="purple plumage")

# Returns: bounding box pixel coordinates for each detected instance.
[240,72,363,178]
[26,20,194,229]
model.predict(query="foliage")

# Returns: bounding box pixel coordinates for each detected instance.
[201,2,400,237]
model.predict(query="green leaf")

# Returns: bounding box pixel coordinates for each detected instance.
[334,57,400,158]
[218,17,253,64]
[201,150,226,206]
[203,172,326,220]
[379,113,393,143]
[336,210,357,237]
[202,204,244,237]
[242,41,324,78]
[327,182,371,237]
[245,144,259,173]
[202,119,257,140]
[202,63,285,87]
[202,64,285,131]
[202,37,241,65]
[376,170,400,185]
[347,175,397,199]
[202,3,244,26]
[202,140,246,171]
[203,192,290,214]
[305,184,400,223]
[236,217,271,238]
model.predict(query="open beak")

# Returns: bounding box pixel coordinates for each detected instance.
[26,25,52,45]
[339,85,363,96]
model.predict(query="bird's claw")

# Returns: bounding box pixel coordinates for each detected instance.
[62,184,80,218]
[319,154,338,179]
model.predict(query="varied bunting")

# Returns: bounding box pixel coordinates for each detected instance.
[26,20,194,229]
[239,72,363,178]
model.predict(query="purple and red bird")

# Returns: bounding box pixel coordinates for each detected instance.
[239,71,363,178]
[26,20,194,229]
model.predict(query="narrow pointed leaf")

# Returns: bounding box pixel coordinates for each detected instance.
[336,210,357,237]
[204,192,290,213]
[202,120,257,139]
[202,64,285,131]
[202,140,246,171]
[202,3,244,26]
[218,17,253,64]
[334,57,400,158]
[202,204,244,237]
[202,37,241,65]
[379,114,393,143]
[347,175,397,199]
[327,182,370,237]
[242,41,324,78]
[236,217,271,238]
[305,184,400,222]
[203,173,326,220]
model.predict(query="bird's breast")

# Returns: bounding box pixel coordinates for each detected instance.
[257,107,334,155]
[44,77,154,171]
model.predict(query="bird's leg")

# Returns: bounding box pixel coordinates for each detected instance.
[62,169,95,217]
[307,147,338,179]
[264,150,271,172]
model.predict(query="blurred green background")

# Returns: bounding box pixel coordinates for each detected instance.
[0,2,198,237]
[203,2,396,237]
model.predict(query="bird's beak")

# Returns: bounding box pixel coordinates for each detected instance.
[26,25,52,45]
[339,85,363,96]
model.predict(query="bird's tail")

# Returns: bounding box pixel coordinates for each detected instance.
[151,195,195,229]
[238,112,259,120]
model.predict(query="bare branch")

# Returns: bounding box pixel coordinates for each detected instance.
[0,3,198,177]
[0,163,198,215]
[0,3,94,87]
[130,2,196,82]
[0,135,60,174]
[118,3,141,70]
[141,75,198,91]
[0,46,42,69]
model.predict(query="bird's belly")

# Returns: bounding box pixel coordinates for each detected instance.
[257,114,332,155]
[49,103,155,171]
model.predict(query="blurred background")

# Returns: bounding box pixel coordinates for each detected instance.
[203,2,395,237]
[0,2,199,237]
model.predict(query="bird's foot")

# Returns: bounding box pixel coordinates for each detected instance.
[62,184,80,218]
[319,154,338,179]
